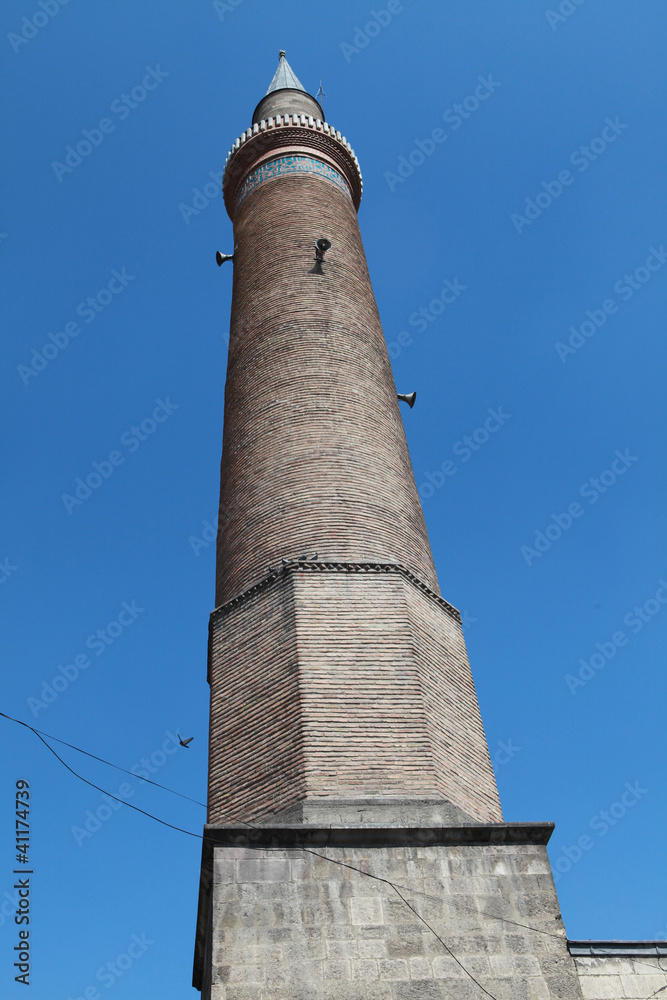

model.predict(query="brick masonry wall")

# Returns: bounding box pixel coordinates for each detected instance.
[573,955,667,999]
[215,167,439,608]
[207,571,306,824]
[290,570,437,803]
[207,566,502,825]
[403,580,503,825]
[203,838,583,1000]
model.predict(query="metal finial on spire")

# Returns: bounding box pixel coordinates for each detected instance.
[266,50,305,95]
[316,79,327,103]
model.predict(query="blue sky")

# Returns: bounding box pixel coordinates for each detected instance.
[1,1,666,996]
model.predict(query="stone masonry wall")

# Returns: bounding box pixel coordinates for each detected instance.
[573,953,667,999]
[203,833,582,1000]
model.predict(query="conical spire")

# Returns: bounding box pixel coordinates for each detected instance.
[251,50,323,125]
[266,50,306,95]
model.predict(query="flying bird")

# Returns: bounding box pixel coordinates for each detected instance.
[178,734,194,748]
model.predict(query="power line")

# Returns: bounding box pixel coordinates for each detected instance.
[33,726,496,999]
[0,710,206,807]
[285,848,500,998]
[11,715,505,997]
[8,709,563,943]
[29,728,205,840]
[5,711,565,942]
[9,711,588,1000]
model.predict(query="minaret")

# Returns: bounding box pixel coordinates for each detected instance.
[193,54,586,1000]
[210,50,500,828]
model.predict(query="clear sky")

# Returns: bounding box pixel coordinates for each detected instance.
[2,1,666,997]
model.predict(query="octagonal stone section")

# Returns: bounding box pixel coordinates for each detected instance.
[207,565,502,826]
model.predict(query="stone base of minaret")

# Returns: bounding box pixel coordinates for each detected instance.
[193,818,587,1000]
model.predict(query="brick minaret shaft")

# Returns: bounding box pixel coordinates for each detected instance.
[194,56,586,1000]
[207,53,502,829]
[215,80,436,609]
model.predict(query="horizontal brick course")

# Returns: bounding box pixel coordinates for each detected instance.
[215,164,439,608]
[194,72,589,1000]
[208,567,501,824]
